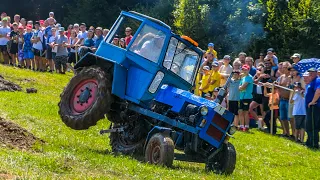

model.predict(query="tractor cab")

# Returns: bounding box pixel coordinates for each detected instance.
[75,11,202,106]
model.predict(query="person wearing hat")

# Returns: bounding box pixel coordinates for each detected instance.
[228,70,241,129]
[238,64,254,131]
[0,17,11,64]
[125,27,133,46]
[265,48,278,67]
[205,42,217,61]
[9,22,19,66]
[209,61,221,94]
[199,65,213,98]
[53,27,68,74]
[305,68,320,149]
[93,27,103,52]
[291,53,301,64]
[31,21,45,71]
[290,82,306,143]
[219,55,233,87]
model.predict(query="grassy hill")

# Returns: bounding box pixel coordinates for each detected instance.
[0,64,319,179]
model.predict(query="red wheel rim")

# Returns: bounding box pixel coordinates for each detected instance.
[70,79,98,114]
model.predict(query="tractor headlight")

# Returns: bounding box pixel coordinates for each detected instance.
[228,125,237,135]
[199,106,208,116]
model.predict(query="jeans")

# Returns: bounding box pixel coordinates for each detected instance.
[279,99,289,120]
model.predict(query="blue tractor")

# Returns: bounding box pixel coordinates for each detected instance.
[59,11,236,174]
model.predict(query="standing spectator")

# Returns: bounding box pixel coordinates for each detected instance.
[73,24,80,34]
[103,29,109,38]
[239,64,254,131]
[66,29,78,72]
[205,43,217,61]
[199,52,214,81]
[112,35,120,46]
[31,21,44,71]
[53,27,68,74]
[49,12,56,23]
[232,60,241,71]
[305,68,320,149]
[277,61,292,137]
[125,27,133,46]
[49,28,58,68]
[265,48,278,68]
[45,17,55,72]
[92,27,103,52]
[17,26,24,68]
[209,61,221,94]
[263,84,279,134]
[228,70,241,128]
[20,18,26,29]
[65,24,73,39]
[13,14,20,25]
[27,21,33,29]
[23,25,34,69]
[219,55,233,87]
[238,52,247,65]
[0,17,11,64]
[290,82,306,143]
[76,23,87,45]
[9,22,19,66]
[0,12,7,20]
[199,66,212,98]
[291,53,301,64]
[245,57,256,76]
[254,53,264,68]
[120,38,126,48]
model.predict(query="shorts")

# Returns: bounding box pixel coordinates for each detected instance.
[67,52,77,64]
[294,115,306,129]
[0,45,7,52]
[288,103,294,119]
[253,94,263,104]
[228,101,239,115]
[9,43,18,54]
[23,50,34,59]
[239,99,252,111]
[46,47,52,59]
[54,55,68,69]
[279,99,289,120]
[33,48,45,57]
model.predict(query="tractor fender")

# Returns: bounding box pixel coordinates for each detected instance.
[74,52,117,70]
[143,126,173,153]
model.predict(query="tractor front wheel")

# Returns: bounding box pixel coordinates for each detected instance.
[58,66,113,130]
[205,142,236,175]
[145,133,174,167]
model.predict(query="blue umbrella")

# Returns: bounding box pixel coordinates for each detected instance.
[294,58,320,73]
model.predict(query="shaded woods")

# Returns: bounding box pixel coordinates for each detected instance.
[2,0,320,59]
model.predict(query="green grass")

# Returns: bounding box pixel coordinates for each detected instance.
[0,64,319,179]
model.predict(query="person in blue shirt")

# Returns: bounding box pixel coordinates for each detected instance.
[92,27,103,52]
[239,64,254,131]
[305,68,320,149]
[245,56,256,76]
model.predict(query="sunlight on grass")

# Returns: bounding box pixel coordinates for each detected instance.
[0,64,319,179]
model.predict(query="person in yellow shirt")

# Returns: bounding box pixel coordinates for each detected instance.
[199,66,212,98]
[205,43,217,61]
[209,61,221,92]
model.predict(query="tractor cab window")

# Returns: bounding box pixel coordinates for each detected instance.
[163,37,199,84]
[106,16,141,49]
[129,25,166,63]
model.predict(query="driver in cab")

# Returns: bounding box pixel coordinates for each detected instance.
[137,32,165,62]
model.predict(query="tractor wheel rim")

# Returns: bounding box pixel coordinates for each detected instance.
[151,145,161,164]
[71,79,98,114]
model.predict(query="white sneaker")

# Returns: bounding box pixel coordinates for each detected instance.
[257,120,262,129]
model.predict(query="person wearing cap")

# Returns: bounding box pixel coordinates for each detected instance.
[228,70,241,128]
[254,53,264,68]
[245,57,256,76]
[205,43,217,61]
[208,62,221,94]
[112,34,120,46]
[125,27,133,46]
[0,17,11,64]
[93,27,103,51]
[291,53,301,64]
[9,22,19,66]
[277,61,293,137]
[238,52,247,65]
[76,23,87,46]
[290,82,306,143]
[265,48,278,68]
[239,64,254,131]
[199,65,212,98]
[305,68,320,149]
[23,25,34,69]
[219,55,233,87]
[31,21,45,71]
[53,27,68,74]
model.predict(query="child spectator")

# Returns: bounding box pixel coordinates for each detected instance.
[49,28,58,68]
[17,26,24,68]
[199,66,212,98]
[232,60,241,71]
[9,22,19,66]
[239,64,254,131]
[263,83,279,134]
[120,38,126,48]
[219,55,233,87]
[228,70,241,128]
[290,82,306,143]
[0,17,11,64]
[23,25,34,69]
[31,21,44,71]
[53,27,68,74]
[209,62,221,94]
[205,43,217,61]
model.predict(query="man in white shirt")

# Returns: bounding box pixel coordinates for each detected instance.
[219,55,233,87]
[31,21,44,71]
[0,17,11,64]
[76,23,87,45]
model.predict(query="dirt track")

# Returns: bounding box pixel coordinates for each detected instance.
[0,75,22,92]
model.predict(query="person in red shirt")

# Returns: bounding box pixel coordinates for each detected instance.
[124,27,133,46]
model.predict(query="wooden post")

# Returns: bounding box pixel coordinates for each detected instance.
[270,83,275,135]
[75,46,78,63]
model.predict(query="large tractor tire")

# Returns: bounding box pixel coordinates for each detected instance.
[205,142,236,175]
[59,66,113,130]
[145,133,174,167]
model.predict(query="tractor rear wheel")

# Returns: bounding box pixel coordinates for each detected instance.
[205,142,236,175]
[145,133,174,167]
[58,66,113,130]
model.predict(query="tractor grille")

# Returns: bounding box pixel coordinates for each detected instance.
[206,113,230,142]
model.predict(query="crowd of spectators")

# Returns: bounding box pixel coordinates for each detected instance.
[196,43,319,149]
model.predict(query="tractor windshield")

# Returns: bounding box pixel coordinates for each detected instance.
[163,37,199,84]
